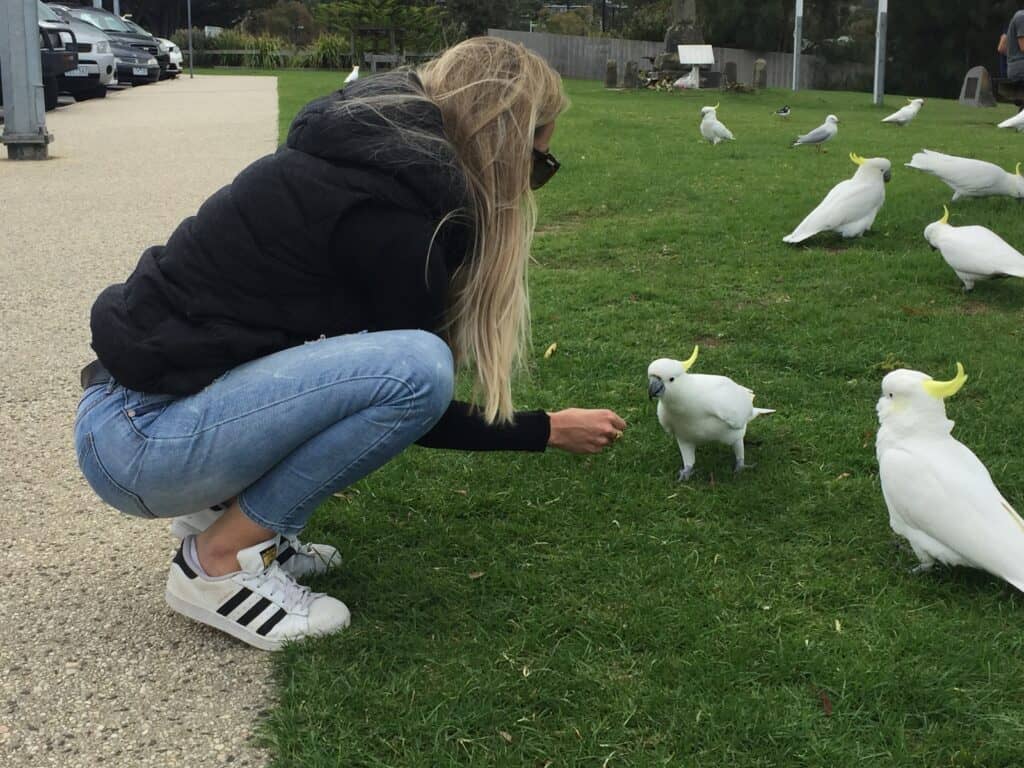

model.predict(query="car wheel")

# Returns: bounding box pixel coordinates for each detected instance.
[44,77,58,111]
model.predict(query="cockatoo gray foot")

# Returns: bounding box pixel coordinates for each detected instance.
[909,562,934,575]
[734,461,756,474]
[677,466,695,482]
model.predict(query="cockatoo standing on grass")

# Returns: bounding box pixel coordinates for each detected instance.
[882,98,924,126]
[344,65,360,84]
[791,114,839,151]
[700,104,734,145]
[647,347,774,481]
[997,110,1024,132]
[905,150,1024,201]
[876,362,1024,592]
[782,153,891,243]
[923,206,1024,291]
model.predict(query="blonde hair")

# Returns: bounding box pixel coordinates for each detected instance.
[418,38,569,423]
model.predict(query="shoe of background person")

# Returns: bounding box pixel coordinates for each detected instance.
[165,535,350,652]
[170,506,342,579]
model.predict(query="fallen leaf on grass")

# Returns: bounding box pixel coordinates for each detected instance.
[468,571,485,580]
[544,343,557,359]
[819,689,833,716]
[454,489,468,495]
[835,472,851,480]
[834,619,842,633]
[499,730,513,744]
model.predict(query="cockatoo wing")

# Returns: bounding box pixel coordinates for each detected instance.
[689,375,755,430]
[997,111,1024,130]
[906,151,1003,195]
[783,178,883,243]
[711,119,734,140]
[880,440,1024,591]
[938,226,1024,279]
[882,104,914,124]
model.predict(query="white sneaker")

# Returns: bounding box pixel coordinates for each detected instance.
[170,507,342,579]
[165,536,350,652]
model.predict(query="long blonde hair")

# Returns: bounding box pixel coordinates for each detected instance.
[418,38,568,423]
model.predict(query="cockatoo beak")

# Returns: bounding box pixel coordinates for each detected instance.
[921,362,968,400]
[883,169,892,183]
[648,377,665,400]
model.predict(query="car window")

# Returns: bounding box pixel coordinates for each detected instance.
[123,19,150,35]
[71,9,131,32]
[37,2,60,21]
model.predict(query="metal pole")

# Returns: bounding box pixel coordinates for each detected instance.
[1,0,52,160]
[873,0,888,106]
[187,0,194,79]
[792,0,803,91]
[113,0,121,16]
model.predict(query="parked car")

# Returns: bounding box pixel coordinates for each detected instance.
[120,18,181,79]
[0,2,78,111]
[56,16,117,99]
[109,42,159,86]
[56,5,169,77]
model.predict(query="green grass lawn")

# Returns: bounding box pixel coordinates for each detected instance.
[222,69,1024,765]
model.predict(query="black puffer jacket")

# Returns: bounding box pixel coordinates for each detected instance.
[88,72,549,451]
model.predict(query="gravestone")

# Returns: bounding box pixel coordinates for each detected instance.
[753,59,768,89]
[723,61,737,85]
[605,59,618,88]
[623,60,640,89]
[959,65,997,107]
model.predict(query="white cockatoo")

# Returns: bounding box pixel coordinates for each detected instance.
[876,362,1024,591]
[700,104,734,145]
[881,98,924,126]
[905,150,1024,201]
[647,346,774,481]
[674,65,700,89]
[923,205,1024,291]
[791,114,839,151]
[783,153,892,243]
[344,65,360,84]
[997,110,1024,132]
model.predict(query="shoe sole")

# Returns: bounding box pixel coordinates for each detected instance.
[165,588,282,652]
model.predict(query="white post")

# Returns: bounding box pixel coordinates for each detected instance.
[187,0,194,79]
[792,0,803,91]
[873,0,888,106]
[0,0,52,160]
[113,0,121,16]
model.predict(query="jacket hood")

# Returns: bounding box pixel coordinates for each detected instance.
[285,71,468,218]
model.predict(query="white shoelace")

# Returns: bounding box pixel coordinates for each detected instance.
[242,562,318,613]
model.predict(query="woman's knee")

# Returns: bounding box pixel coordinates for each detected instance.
[402,330,455,420]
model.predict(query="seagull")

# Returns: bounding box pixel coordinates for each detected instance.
[774,105,791,118]
[344,65,360,85]
[791,114,839,152]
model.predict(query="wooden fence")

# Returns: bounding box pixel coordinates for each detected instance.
[488,29,870,92]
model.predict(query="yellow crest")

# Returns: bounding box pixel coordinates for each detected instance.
[849,152,866,166]
[939,205,949,225]
[681,345,699,372]
[921,362,967,400]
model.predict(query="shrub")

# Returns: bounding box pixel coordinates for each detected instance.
[246,35,286,69]
[305,33,351,69]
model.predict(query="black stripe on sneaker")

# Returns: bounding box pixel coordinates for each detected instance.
[237,597,272,627]
[276,546,296,565]
[216,587,253,616]
[255,608,287,636]
[172,546,197,579]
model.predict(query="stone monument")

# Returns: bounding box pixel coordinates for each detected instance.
[723,61,737,85]
[958,65,997,107]
[753,58,767,89]
[605,59,618,89]
[624,60,640,89]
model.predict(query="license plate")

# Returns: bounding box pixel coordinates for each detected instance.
[132,66,148,76]
[65,66,88,77]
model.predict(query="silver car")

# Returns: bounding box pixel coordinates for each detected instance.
[45,3,116,99]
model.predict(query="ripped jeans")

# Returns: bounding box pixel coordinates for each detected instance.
[73,330,454,536]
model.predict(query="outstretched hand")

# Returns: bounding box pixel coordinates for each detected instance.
[547,408,627,454]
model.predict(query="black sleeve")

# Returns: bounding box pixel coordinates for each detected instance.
[416,401,551,452]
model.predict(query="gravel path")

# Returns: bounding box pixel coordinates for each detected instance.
[1,75,279,768]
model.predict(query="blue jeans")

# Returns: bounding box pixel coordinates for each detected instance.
[73,330,454,536]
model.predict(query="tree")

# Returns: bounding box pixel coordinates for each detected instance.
[443,0,541,37]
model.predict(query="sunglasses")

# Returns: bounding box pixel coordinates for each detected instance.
[530,148,561,190]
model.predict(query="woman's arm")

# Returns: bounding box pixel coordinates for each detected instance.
[999,33,1008,55]
[416,401,626,453]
